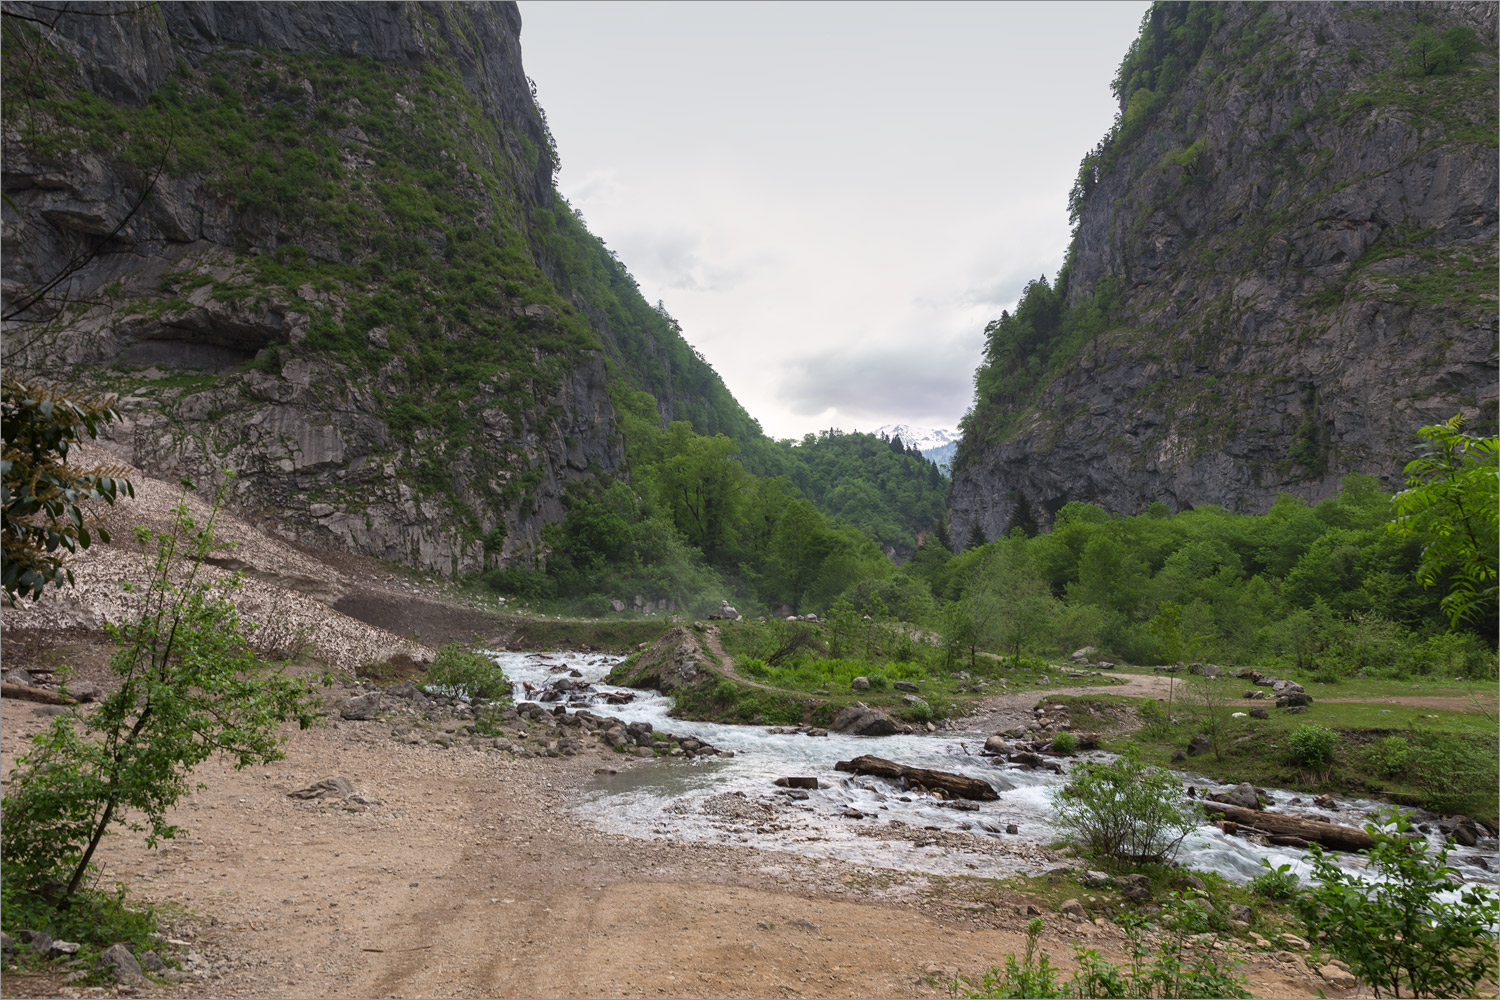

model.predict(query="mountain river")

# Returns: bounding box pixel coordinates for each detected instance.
[493,650,1498,894]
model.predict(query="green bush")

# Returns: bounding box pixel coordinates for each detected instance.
[1363,735,1414,779]
[1286,724,1339,772]
[1050,731,1079,755]
[1298,808,1498,999]
[954,895,1249,999]
[1407,728,1498,816]
[1051,746,1198,866]
[423,644,510,703]
[1249,860,1300,901]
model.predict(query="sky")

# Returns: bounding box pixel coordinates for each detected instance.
[518,1,1150,440]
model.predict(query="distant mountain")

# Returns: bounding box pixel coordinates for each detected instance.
[872,424,958,474]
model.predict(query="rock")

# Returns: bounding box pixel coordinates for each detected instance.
[805,728,828,738]
[1318,964,1357,988]
[67,681,104,702]
[1080,870,1112,888]
[1071,646,1097,660]
[0,932,13,959]
[1277,691,1314,708]
[1285,704,1308,714]
[1059,898,1086,918]
[831,706,899,737]
[17,930,53,956]
[138,950,166,972]
[1279,933,1311,951]
[3,668,35,686]
[1221,782,1262,810]
[339,692,381,720]
[1174,875,1207,892]
[893,680,920,692]
[1186,734,1211,756]
[850,676,870,691]
[774,776,819,790]
[983,735,1012,755]
[1170,749,1187,762]
[47,940,81,958]
[94,943,147,986]
[288,776,354,800]
[1005,824,1019,834]
[1249,706,1269,719]
[901,694,929,708]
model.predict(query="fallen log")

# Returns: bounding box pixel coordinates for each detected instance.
[1,683,76,706]
[1201,801,1373,852]
[834,754,999,801]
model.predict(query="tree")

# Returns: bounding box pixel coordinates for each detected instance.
[1,374,134,605]
[1298,808,1498,999]
[1389,415,1497,629]
[1,485,322,903]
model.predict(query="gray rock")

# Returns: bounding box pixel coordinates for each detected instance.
[1080,870,1112,888]
[830,706,899,737]
[1186,734,1212,756]
[47,940,80,958]
[0,931,13,959]
[1222,782,1261,810]
[1249,707,1269,720]
[850,676,870,691]
[1285,705,1309,714]
[983,735,1012,755]
[3,668,35,686]
[1059,898,1086,918]
[17,930,52,956]
[1005,823,1019,834]
[339,692,382,720]
[95,943,147,986]
[893,681,920,692]
[805,728,828,738]
[901,694,929,708]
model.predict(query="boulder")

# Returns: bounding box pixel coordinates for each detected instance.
[339,692,381,720]
[94,943,147,986]
[1059,898,1086,918]
[1071,646,1097,660]
[1249,707,1269,720]
[1277,691,1313,708]
[1216,782,1262,810]
[288,776,354,800]
[1319,964,1357,989]
[831,706,899,737]
[850,676,870,691]
[1186,734,1212,756]
[983,735,1012,755]
[893,681,920,692]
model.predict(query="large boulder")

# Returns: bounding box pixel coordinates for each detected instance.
[831,706,899,737]
[339,692,381,720]
[1186,734,1212,756]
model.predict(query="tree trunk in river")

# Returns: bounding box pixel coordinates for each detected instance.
[1201,801,1375,852]
[834,755,999,801]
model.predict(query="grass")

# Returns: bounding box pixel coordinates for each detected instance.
[1056,668,1499,820]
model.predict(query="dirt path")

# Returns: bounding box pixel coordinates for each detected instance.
[957,672,1179,733]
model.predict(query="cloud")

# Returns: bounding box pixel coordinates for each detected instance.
[616,229,749,294]
[775,333,981,425]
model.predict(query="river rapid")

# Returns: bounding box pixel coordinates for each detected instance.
[493,650,1498,892]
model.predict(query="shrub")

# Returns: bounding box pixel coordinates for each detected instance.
[1298,808,1498,999]
[423,644,510,703]
[1051,746,1198,866]
[1249,860,1300,901]
[1286,723,1339,772]
[1050,731,1079,755]
[954,895,1249,999]
[1407,728,1498,816]
[1363,735,1414,779]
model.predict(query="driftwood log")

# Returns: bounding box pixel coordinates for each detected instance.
[834,754,999,801]
[0,683,75,705]
[1202,801,1373,852]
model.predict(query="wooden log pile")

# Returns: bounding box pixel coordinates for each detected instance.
[834,754,999,801]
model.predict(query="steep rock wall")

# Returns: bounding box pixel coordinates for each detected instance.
[951,1,1497,543]
[0,1,725,574]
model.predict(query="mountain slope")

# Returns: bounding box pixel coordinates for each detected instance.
[1,0,759,575]
[950,1,1498,544]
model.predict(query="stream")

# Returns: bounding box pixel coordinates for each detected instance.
[494,650,1498,891]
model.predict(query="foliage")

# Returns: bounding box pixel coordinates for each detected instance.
[1285,723,1339,773]
[1050,731,1079,756]
[1297,808,1499,999]
[1051,746,1198,866]
[1389,415,1498,629]
[1180,672,1234,760]
[1,374,134,604]
[422,644,511,703]
[1248,860,1300,901]
[0,877,158,959]
[1404,24,1481,76]
[1403,726,1498,817]
[954,895,1249,999]
[0,486,322,903]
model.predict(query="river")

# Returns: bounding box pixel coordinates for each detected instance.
[493,650,1498,892]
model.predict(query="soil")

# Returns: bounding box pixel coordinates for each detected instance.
[1,466,1343,999]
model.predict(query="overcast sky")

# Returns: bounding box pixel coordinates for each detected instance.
[518,1,1149,440]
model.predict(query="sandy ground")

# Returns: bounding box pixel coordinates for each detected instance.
[1,463,1342,998]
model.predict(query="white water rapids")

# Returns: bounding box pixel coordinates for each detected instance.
[494,650,1498,891]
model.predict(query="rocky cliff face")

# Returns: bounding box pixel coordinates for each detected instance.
[2,1,741,574]
[951,1,1498,543]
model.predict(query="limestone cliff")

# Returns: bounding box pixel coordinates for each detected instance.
[2,0,753,574]
[951,1,1498,543]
